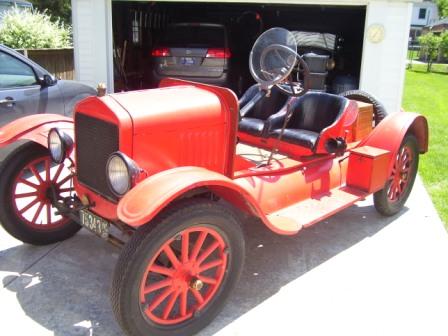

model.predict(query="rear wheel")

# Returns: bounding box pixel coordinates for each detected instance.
[374,135,419,216]
[0,142,80,245]
[111,199,245,336]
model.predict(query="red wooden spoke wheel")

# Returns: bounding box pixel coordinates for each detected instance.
[112,200,245,336]
[0,142,81,245]
[11,155,73,229]
[140,226,228,325]
[374,135,419,216]
[387,145,414,203]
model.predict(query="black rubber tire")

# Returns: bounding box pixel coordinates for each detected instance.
[339,89,388,126]
[373,135,419,216]
[0,142,81,245]
[111,199,245,336]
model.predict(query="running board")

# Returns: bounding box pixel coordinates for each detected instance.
[267,187,368,234]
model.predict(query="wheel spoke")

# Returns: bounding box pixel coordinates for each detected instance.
[191,288,204,305]
[46,204,52,225]
[30,165,44,184]
[45,159,50,182]
[180,288,188,317]
[31,202,45,224]
[143,279,172,295]
[149,264,176,277]
[163,244,181,269]
[59,187,74,193]
[197,275,218,285]
[199,259,224,273]
[57,174,72,187]
[19,198,39,214]
[190,231,207,262]
[162,290,179,319]
[14,191,38,199]
[52,163,64,183]
[17,178,39,189]
[196,241,220,265]
[181,231,189,263]
[147,287,175,312]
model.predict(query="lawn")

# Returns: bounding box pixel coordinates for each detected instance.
[402,68,448,229]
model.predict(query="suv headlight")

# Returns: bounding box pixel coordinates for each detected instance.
[106,152,140,196]
[48,128,73,164]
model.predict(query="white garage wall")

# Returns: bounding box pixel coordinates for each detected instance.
[360,1,413,113]
[71,0,114,90]
[72,0,415,112]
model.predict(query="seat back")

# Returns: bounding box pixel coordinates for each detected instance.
[239,84,289,121]
[288,92,348,132]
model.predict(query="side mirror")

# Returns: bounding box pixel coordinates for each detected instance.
[41,74,57,87]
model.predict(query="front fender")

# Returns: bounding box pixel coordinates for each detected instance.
[359,111,428,172]
[0,114,73,148]
[117,166,265,227]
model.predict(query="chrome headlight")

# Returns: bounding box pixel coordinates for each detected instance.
[106,152,140,196]
[48,128,73,164]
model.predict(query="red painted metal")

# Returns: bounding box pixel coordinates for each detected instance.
[11,155,73,229]
[346,146,390,193]
[0,114,73,149]
[139,226,228,325]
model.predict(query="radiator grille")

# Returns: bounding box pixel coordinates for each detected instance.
[75,113,119,201]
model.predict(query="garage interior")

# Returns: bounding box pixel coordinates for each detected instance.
[112,1,366,96]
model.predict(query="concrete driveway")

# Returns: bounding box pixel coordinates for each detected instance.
[0,174,447,336]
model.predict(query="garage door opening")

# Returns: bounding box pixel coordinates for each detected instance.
[112,1,366,96]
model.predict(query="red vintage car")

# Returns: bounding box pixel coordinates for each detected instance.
[0,28,428,336]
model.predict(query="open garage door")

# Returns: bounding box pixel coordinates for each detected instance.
[112,1,365,96]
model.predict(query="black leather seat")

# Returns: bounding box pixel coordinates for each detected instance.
[238,84,289,137]
[270,92,348,151]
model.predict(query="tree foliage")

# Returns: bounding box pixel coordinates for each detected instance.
[29,0,71,24]
[0,8,71,49]
[437,0,448,18]
[419,33,442,72]
[441,31,448,57]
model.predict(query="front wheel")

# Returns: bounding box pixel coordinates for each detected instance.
[0,142,81,245]
[111,199,245,336]
[374,135,419,216]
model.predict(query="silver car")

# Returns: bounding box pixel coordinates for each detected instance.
[0,44,96,127]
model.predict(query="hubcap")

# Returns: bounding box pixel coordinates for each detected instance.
[139,226,228,325]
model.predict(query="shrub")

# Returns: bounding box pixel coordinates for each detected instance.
[0,8,71,49]
[418,33,442,72]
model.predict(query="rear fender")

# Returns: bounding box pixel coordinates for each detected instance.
[0,114,73,148]
[117,166,268,228]
[360,112,428,172]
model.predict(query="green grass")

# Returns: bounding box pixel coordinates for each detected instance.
[402,69,448,229]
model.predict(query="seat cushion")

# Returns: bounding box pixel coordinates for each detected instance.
[270,128,319,150]
[239,117,266,136]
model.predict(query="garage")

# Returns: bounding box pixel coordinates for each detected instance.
[110,2,366,96]
[71,0,413,113]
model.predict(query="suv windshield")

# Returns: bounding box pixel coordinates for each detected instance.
[159,25,225,48]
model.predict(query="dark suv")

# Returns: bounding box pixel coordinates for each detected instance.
[150,23,232,88]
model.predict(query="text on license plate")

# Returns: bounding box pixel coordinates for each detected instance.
[80,209,110,238]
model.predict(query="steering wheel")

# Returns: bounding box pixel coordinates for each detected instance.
[258,44,310,97]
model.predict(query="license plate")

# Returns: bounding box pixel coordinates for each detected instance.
[80,209,110,238]
[180,57,194,65]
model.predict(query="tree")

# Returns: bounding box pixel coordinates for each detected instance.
[418,33,442,72]
[437,0,448,18]
[0,8,71,49]
[29,0,71,24]
[441,31,448,57]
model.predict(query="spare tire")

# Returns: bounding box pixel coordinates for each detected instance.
[339,90,387,126]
